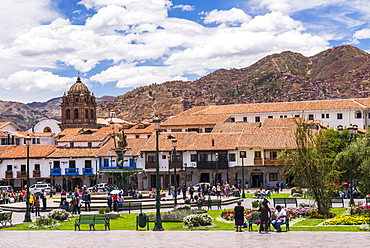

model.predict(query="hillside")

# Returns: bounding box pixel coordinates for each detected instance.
[2,45,370,130]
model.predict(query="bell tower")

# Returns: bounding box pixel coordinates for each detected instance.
[60,77,98,130]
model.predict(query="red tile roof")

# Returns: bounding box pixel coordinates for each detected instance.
[47,147,98,158]
[162,115,231,126]
[57,134,110,142]
[0,145,57,159]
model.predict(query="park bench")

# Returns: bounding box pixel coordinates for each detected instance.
[118,202,142,213]
[248,212,260,231]
[74,214,110,231]
[0,211,13,227]
[204,199,222,210]
[273,198,297,208]
[331,198,344,208]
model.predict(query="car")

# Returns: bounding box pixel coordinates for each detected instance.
[0,185,13,192]
[87,183,109,191]
[29,182,53,194]
[193,182,211,192]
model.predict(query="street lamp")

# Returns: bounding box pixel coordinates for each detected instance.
[171,138,178,207]
[153,116,164,231]
[95,156,98,186]
[215,152,219,184]
[240,151,246,198]
[23,134,32,222]
[49,160,53,197]
[337,124,358,205]
[167,154,171,196]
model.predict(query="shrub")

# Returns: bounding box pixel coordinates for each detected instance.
[174,204,191,210]
[350,206,370,216]
[98,207,110,214]
[29,216,60,229]
[291,187,303,195]
[308,209,336,219]
[251,200,260,208]
[183,213,212,227]
[48,209,70,221]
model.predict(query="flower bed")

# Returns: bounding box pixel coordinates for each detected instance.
[350,206,370,216]
[323,215,370,225]
[148,208,207,222]
[183,213,213,227]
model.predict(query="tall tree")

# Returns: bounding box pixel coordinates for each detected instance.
[281,120,341,215]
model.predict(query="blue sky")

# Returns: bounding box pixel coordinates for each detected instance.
[0,0,370,103]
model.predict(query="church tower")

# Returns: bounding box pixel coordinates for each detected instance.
[60,77,98,130]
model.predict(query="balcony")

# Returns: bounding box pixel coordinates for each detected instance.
[82,168,93,175]
[145,162,156,169]
[197,161,228,169]
[5,171,13,179]
[264,159,285,166]
[33,170,41,177]
[168,161,183,169]
[254,158,263,166]
[65,168,79,175]
[17,171,27,178]
[51,168,61,176]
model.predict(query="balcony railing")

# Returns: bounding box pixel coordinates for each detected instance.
[254,158,263,166]
[33,170,41,177]
[83,168,93,175]
[17,171,27,178]
[168,161,183,169]
[5,171,13,179]
[65,168,79,175]
[197,161,228,169]
[51,168,61,176]
[264,159,285,166]
[145,162,156,169]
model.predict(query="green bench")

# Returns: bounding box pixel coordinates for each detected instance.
[331,198,344,208]
[74,214,110,231]
[273,198,297,208]
[118,202,142,213]
[198,199,222,210]
[248,212,260,231]
[0,212,13,227]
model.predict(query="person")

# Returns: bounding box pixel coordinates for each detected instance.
[29,193,35,213]
[234,201,245,232]
[271,205,286,232]
[72,192,80,215]
[182,185,187,200]
[107,193,112,211]
[189,184,195,201]
[84,190,91,212]
[34,196,41,216]
[112,193,119,211]
[41,189,47,211]
[216,183,222,199]
[279,181,284,192]
[258,198,271,233]
[60,189,67,206]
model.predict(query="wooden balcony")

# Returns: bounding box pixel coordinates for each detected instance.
[17,171,27,178]
[33,170,41,177]
[264,160,285,166]
[254,158,263,166]
[5,171,13,179]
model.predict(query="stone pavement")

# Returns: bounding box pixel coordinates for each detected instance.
[0,230,368,248]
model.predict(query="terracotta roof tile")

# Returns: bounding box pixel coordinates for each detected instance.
[58,128,84,136]
[57,134,110,142]
[47,147,98,158]
[162,115,231,126]
[97,138,148,157]
[0,145,57,159]
[212,122,261,133]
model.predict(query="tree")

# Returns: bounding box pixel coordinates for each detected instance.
[281,120,341,215]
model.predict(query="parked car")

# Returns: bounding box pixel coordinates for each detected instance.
[0,185,13,192]
[88,183,109,192]
[193,182,211,192]
[29,182,54,194]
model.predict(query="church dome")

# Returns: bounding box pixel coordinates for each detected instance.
[68,77,90,94]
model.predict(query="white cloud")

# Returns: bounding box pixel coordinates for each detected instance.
[173,5,194,11]
[353,29,370,39]
[203,8,252,25]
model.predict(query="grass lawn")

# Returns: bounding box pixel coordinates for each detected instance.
[2,208,366,232]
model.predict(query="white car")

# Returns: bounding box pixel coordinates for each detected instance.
[193,182,211,191]
[29,183,53,194]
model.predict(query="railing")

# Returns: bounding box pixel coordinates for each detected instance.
[254,158,263,166]
[51,168,61,176]
[65,168,79,175]
[5,171,13,178]
[169,161,183,169]
[82,168,93,175]
[196,161,228,169]
[146,162,156,169]
[17,171,27,178]
[33,170,41,177]
[264,160,285,166]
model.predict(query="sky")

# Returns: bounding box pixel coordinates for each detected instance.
[1,0,370,103]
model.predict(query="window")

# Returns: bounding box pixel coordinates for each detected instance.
[229,153,236,161]
[7,165,12,171]
[230,117,235,122]
[90,110,94,119]
[70,142,74,148]
[74,109,79,119]
[21,164,26,171]
[284,115,287,118]
[326,114,329,118]
[85,160,92,168]
[254,151,261,158]
[255,116,261,122]
[171,129,182,132]
[205,128,213,133]
[322,113,325,118]
[85,109,89,119]
[337,113,343,119]
[162,155,167,159]
[190,154,197,162]
[147,155,156,162]
[34,164,40,170]
[269,173,278,181]
[294,114,300,117]
[268,116,273,118]
[66,109,70,119]
[355,111,362,119]
[187,128,200,133]
[368,113,370,119]
[135,135,139,138]
[53,161,60,168]
[270,151,278,159]
[103,159,109,167]
[88,142,92,148]
[243,117,247,122]
[308,114,314,120]
[280,115,283,118]
[69,160,76,168]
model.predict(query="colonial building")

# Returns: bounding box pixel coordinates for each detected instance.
[60,77,98,130]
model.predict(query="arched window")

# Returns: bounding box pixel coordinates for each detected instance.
[74,109,79,119]
[91,109,94,120]
[75,98,79,102]
[355,111,362,119]
[66,109,71,119]
[43,127,51,132]
[85,109,89,119]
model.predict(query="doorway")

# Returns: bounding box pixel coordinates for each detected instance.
[251,173,264,187]
[200,173,210,183]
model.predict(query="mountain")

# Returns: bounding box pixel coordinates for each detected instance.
[2,45,370,130]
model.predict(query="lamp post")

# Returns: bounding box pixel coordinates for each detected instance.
[167,154,171,196]
[240,151,246,198]
[49,161,53,197]
[23,134,32,222]
[95,156,98,186]
[337,124,358,206]
[215,152,219,184]
[172,138,178,207]
[153,116,163,231]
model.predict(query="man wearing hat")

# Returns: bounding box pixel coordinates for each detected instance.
[258,198,271,233]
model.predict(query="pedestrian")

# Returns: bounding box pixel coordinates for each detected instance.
[34,196,41,216]
[216,183,222,199]
[234,201,244,232]
[29,193,35,213]
[271,205,286,232]
[107,192,112,211]
[72,192,80,215]
[84,190,91,212]
[258,198,271,233]
[279,181,284,192]
[60,189,67,206]
[182,185,187,200]
[189,184,195,201]
[41,189,47,211]
[112,193,119,211]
